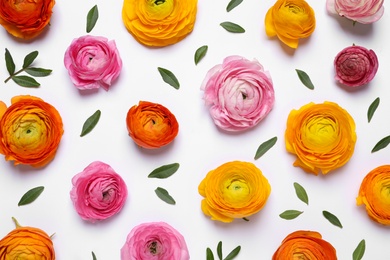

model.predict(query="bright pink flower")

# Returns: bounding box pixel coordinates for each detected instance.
[201,55,274,132]
[326,0,384,24]
[70,161,128,223]
[64,35,122,91]
[121,222,189,260]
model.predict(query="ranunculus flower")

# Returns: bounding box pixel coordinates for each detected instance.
[70,161,128,223]
[0,95,63,167]
[285,101,356,175]
[272,230,337,259]
[64,35,122,91]
[326,0,384,24]
[126,101,179,149]
[122,0,197,47]
[265,0,316,49]
[121,222,189,260]
[356,165,390,225]
[198,161,271,223]
[201,55,275,132]
[0,0,55,39]
[0,218,55,259]
[333,45,379,88]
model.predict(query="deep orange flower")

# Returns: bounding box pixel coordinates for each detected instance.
[0,95,63,167]
[357,165,390,225]
[0,0,55,39]
[126,101,179,149]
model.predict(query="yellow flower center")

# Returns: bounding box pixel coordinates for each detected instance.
[303,116,337,151]
[145,0,174,20]
[223,178,250,203]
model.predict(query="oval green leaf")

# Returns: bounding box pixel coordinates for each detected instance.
[353,239,365,260]
[194,45,208,65]
[148,163,180,179]
[25,67,52,77]
[80,110,101,137]
[254,136,277,160]
[207,248,214,260]
[155,187,176,205]
[157,67,180,89]
[226,0,243,12]
[18,186,44,206]
[220,22,245,33]
[12,75,40,87]
[323,210,343,228]
[367,97,380,123]
[279,210,303,220]
[293,182,309,205]
[217,241,223,260]
[295,69,314,90]
[86,5,99,33]
[371,135,390,153]
[224,245,241,260]
[5,48,15,75]
[92,251,97,260]
[23,50,38,68]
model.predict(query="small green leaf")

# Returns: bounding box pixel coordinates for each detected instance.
[5,48,15,75]
[371,135,390,153]
[23,51,38,68]
[157,67,180,89]
[155,187,176,205]
[224,246,241,260]
[148,163,180,179]
[293,182,309,205]
[194,45,208,65]
[86,5,99,33]
[25,67,52,77]
[80,110,101,137]
[226,0,243,12]
[92,251,97,260]
[323,210,343,228]
[254,136,277,160]
[279,210,303,220]
[296,69,314,90]
[353,239,365,260]
[12,75,40,87]
[18,186,44,206]
[207,248,214,260]
[367,97,380,123]
[220,22,245,33]
[217,241,223,260]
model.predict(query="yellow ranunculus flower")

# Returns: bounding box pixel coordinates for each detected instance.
[265,0,315,49]
[198,161,271,223]
[122,0,197,47]
[357,165,390,225]
[285,101,356,175]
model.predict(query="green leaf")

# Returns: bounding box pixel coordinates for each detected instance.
[18,186,44,206]
[155,187,176,205]
[23,51,38,68]
[367,97,380,123]
[295,69,314,90]
[92,251,97,260]
[279,210,303,220]
[293,182,309,205]
[12,75,40,87]
[86,5,99,33]
[207,248,214,260]
[194,45,208,65]
[25,67,52,77]
[220,22,245,33]
[157,67,180,89]
[148,163,180,179]
[371,135,390,153]
[5,48,15,75]
[353,239,365,260]
[322,210,343,228]
[217,241,223,260]
[224,246,241,260]
[226,0,243,12]
[80,110,101,137]
[254,136,277,159]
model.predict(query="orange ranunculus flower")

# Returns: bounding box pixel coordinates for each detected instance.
[198,161,271,223]
[0,95,63,167]
[356,165,390,225]
[122,0,197,47]
[126,101,179,149]
[272,230,337,259]
[0,0,55,39]
[285,101,356,175]
[265,0,316,49]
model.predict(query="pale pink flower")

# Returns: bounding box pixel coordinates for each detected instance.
[326,0,384,24]
[201,55,274,132]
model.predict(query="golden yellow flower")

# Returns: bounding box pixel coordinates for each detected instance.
[285,101,356,175]
[265,0,316,49]
[122,0,198,47]
[357,165,390,225]
[198,161,271,223]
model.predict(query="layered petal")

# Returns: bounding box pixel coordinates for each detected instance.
[326,0,384,24]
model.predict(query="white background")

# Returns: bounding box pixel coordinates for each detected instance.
[1,0,390,259]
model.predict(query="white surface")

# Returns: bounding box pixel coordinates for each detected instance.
[1,0,390,259]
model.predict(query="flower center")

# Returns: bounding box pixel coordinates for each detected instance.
[154,0,165,5]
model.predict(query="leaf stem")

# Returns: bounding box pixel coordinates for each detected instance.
[4,67,25,83]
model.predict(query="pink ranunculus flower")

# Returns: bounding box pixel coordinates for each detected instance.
[326,0,384,24]
[201,55,275,132]
[70,161,128,223]
[121,222,189,260]
[334,45,379,88]
[64,35,122,91]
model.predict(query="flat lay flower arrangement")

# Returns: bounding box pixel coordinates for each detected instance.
[0,0,389,259]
